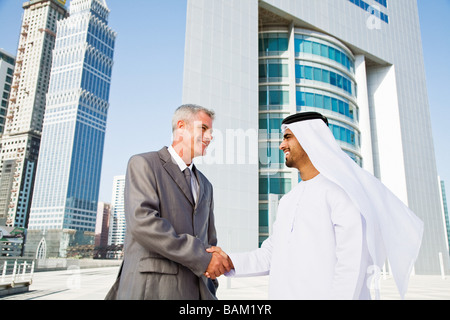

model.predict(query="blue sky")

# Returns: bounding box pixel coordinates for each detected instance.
[0,0,449,204]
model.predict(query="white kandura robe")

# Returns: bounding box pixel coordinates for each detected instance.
[227,174,371,300]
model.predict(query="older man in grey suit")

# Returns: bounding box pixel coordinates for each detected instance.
[106,104,230,300]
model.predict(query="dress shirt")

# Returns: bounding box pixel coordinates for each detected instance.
[168,145,199,204]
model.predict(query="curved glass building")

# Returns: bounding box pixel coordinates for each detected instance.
[258,28,361,243]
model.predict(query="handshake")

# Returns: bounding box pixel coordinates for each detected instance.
[204,246,234,279]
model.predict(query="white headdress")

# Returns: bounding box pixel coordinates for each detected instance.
[281,112,423,299]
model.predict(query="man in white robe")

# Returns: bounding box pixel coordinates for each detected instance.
[226,173,371,299]
[206,112,423,300]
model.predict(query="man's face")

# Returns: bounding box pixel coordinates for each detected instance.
[185,111,213,158]
[279,128,308,169]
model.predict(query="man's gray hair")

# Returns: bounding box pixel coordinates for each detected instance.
[172,104,215,132]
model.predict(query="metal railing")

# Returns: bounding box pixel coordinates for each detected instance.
[0,259,34,290]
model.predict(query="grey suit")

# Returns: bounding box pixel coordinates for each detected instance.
[106,147,218,300]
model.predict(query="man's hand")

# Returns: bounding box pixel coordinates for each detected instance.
[204,246,234,279]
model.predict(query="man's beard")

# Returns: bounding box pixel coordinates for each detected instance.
[285,157,294,168]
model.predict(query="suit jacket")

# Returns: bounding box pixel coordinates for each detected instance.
[106,147,218,300]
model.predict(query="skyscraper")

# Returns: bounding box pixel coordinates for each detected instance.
[0,0,68,229]
[182,0,450,274]
[0,48,16,226]
[108,175,125,245]
[27,0,116,233]
[95,201,110,248]
[439,179,450,255]
[0,49,15,137]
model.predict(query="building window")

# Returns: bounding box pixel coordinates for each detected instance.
[374,0,387,8]
[295,35,355,72]
[259,174,292,196]
[328,123,360,149]
[348,0,389,23]
[259,60,289,83]
[259,86,290,110]
[296,90,358,122]
[295,63,355,96]
[259,33,289,56]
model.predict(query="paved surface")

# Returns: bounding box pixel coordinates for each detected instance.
[1,266,450,300]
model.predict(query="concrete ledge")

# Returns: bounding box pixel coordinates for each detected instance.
[0,281,31,297]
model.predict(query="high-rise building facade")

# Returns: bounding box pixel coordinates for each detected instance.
[95,201,110,247]
[0,49,15,136]
[0,48,16,226]
[27,0,116,233]
[183,0,450,274]
[439,179,450,256]
[108,175,125,245]
[0,0,67,228]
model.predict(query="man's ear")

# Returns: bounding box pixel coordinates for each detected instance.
[177,120,186,130]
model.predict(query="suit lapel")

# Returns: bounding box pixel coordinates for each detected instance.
[158,147,195,207]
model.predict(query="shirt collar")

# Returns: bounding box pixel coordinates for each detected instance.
[168,145,194,172]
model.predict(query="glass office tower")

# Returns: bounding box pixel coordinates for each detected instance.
[28,0,116,232]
